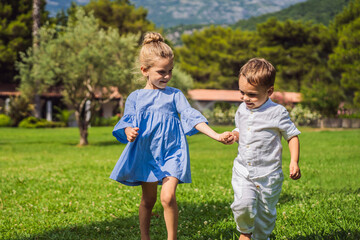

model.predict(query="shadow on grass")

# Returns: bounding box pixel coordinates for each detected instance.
[285,230,360,240]
[60,141,120,147]
[12,200,239,240]
[90,140,120,146]
[10,196,360,240]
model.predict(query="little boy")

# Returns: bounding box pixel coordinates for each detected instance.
[230,58,301,240]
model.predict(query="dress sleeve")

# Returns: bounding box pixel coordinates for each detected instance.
[112,91,137,143]
[278,107,301,141]
[175,90,208,136]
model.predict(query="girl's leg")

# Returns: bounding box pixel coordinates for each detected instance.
[160,177,179,240]
[239,233,252,240]
[140,182,158,240]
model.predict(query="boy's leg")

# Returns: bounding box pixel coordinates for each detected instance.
[140,181,158,240]
[231,167,258,238]
[252,172,284,240]
[160,176,179,240]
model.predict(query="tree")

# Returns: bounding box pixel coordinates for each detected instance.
[301,65,343,117]
[33,0,42,118]
[178,26,258,89]
[329,0,360,109]
[256,18,336,92]
[0,0,48,84]
[65,0,154,38]
[17,8,138,145]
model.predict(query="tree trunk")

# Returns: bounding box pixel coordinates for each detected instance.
[33,0,41,118]
[75,110,89,146]
[79,126,89,146]
[32,0,41,46]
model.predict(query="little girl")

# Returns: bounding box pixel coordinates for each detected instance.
[110,32,233,240]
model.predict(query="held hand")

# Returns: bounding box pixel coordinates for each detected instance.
[218,131,235,145]
[289,161,301,180]
[125,127,139,142]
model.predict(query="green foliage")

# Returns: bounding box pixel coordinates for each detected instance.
[91,115,119,126]
[1,127,360,239]
[54,106,75,127]
[7,95,33,126]
[329,0,360,109]
[339,112,360,118]
[178,26,258,89]
[233,0,350,31]
[203,104,238,125]
[301,81,342,117]
[0,0,48,84]
[81,0,154,37]
[17,7,138,145]
[0,114,11,127]
[18,116,65,128]
[333,0,360,29]
[289,104,321,126]
[257,19,336,92]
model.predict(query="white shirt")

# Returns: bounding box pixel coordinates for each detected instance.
[233,98,300,179]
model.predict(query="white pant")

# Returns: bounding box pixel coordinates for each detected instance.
[231,166,284,240]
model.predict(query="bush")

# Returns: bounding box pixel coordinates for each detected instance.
[91,115,119,126]
[54,106,75,127]
[339,112,360,119]
[203,104,238,125]
[7,96,33,126]
[290,104,321,126]
[0,114,11,127]
[18,117,65,128]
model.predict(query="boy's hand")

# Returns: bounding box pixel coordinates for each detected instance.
[218,131,235,145]
[125,127,139,142]
[289,161,301,180]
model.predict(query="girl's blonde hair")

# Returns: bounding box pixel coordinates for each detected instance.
[139,32,174,70]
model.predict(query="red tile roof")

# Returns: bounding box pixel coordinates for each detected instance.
[188,89,301,104]
[0,84,122,99]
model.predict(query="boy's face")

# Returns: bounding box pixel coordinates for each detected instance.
[238,75,274,109]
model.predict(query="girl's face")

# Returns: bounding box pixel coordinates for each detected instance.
[142,58,173,89]
[238,75,273,109]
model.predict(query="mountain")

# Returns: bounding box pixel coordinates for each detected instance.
[45,0,306,28]
[232,0,350,31]
[131,0,307,28]
[46,0,88,16]
[165,0,351,45]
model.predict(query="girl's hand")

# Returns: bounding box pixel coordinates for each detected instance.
[289,161,301,180]
[218,132,235,145]
[125,127,139,142]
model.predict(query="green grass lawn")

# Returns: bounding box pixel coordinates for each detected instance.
[1,126,359,240]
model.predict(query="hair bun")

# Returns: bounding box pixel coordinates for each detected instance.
[142,32,164,45]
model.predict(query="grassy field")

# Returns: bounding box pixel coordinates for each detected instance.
[0,126,359,240]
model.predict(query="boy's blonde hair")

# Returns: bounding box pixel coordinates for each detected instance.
[239,58,276,88]
[139,32,174,70]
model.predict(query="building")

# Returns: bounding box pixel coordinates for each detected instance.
[0,84,122,123]
[188,89,302,112]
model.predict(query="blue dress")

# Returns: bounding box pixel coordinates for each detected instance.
[110,87,207,186]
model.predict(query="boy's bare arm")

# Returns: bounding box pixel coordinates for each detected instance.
[232,131,239,143]
[288,136,301,180]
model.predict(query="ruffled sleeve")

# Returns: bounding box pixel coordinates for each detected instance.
[278,107,301,140]
[175,90,208,136]
[112,91,137,143]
